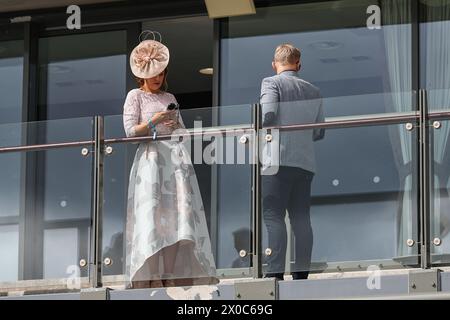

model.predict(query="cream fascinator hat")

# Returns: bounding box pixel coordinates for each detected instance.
[130,31,170,79]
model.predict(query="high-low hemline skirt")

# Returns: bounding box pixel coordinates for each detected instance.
[124,140,217,287]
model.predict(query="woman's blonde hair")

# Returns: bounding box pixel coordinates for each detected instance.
[274,44,301,65]
[135,68,169,91]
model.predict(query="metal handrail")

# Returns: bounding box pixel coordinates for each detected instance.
[428,110,450,120]
[0,140,94,154]
[104,125,255,144]
[0,126,255,154]
[0,112,425,154]
[264,113,420,132]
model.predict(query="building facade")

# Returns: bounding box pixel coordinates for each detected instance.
[1,0,450,299]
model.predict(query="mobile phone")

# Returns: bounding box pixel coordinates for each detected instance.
[167,103,179,121]
[167,103,179,111]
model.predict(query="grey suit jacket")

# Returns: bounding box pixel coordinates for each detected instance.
[260,70,324,173]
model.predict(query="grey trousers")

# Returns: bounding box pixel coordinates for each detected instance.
[262,166,314,279]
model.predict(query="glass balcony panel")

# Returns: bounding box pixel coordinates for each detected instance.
[0,117,93,151]
[430,115,450,265]
[0,225,19,282]
[102,105,254,288]
[0,118,93,293]
[260,106,419,278]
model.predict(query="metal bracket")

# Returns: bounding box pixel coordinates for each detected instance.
[81,148,91,157]
[433,238,442,246]
[103,257,112,266]
[104,145,113,155]
[408,269,441,294]
[234,278,277,300]
[79,259,87,267]
[405,123,415,131]
[239,135,249,144]
[239,250,250,258]
[80,288,111,300]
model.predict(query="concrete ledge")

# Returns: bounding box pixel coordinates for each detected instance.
[279,274,408,299]
[349,292,450,300]
[109,284,229,300]
[0,292,81,300]
[2,268,450,300]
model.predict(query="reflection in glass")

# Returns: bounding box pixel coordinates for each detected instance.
[43,228,78,279]
[231,228,252,268]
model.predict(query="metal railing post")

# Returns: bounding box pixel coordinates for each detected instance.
[252,103,263,278]
[419,89,431,269]
[90,116,105,288]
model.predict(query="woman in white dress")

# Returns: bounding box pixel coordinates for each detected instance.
[123,36,217,288]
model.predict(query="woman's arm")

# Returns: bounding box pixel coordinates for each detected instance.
[132,122,150,136]
[123,90,140,137]
[123,90,170,137]
[134,112,170,136]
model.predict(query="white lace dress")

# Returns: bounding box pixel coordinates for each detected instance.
[123,89,217,287]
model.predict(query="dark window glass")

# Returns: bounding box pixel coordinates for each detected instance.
[220,0,414,117]
[0,40,23,124]
[38,31,127,120]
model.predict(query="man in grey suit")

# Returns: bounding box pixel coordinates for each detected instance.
[260,44,324,280]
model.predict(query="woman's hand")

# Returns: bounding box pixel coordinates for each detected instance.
[158,110,178,128]
[131,111,178,136]
[162,119,179,128]
[151,111,173,125]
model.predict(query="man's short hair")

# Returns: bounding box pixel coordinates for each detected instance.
[274,44,301,65]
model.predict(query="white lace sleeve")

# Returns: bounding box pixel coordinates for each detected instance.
[123,90,140,137]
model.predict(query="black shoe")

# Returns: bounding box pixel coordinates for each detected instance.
[291,271,309,280]
[264,273,284,281]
